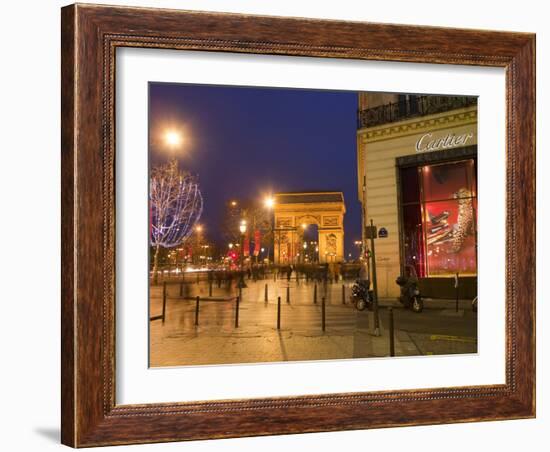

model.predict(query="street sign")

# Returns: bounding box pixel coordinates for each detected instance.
[365,225,377,239]
[378,227,388,238]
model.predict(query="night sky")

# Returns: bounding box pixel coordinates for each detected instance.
[149,83,361,257]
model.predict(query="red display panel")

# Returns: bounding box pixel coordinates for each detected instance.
[422,160,477,276]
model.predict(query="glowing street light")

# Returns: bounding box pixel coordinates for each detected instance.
[238,220,248,288]
[264,197,275,209]
[164,130,182,148]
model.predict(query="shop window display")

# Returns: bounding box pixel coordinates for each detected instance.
[400,159,477,277]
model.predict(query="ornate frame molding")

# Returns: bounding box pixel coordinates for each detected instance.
[61,4,535,447]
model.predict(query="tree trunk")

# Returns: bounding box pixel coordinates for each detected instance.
[152,244,160,284]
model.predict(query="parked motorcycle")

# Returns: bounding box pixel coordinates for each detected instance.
[351,279,374,311]
[395,265,423,313]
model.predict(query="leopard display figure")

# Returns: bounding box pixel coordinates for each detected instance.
[450,188,474,253]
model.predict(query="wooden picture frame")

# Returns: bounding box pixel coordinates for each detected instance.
[61,3,535,447]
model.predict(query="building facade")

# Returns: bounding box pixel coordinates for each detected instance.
[357,94,478,298]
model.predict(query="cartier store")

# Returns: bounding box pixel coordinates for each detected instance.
[356,94,478,298]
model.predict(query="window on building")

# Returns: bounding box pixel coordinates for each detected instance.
[399,159,477,277]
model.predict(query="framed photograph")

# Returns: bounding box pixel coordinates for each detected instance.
[61,3,535,447]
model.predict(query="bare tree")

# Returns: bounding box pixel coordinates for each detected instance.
[150,159,203,282]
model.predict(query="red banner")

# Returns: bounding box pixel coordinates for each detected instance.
[253,230,261,256]
[243,233,250,257]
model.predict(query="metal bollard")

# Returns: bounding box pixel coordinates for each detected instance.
[342,284,345,304]
[179,281,183,297]
[286,286,290,304]
[322,297,326,332]
[264,284,268,302]
[235,296,240,328]
[162,281,167,323]
[196,272,200,284]
[455,272,459,313]
[314,283,318,304]
[389,307,395,357]
[277,296,281,330]
[194,296,200,326]
[373,299,380,337]
[209,280,213,297]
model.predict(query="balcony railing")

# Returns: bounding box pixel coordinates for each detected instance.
[357,95,477,129]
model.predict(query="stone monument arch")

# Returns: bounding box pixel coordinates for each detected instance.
[273,192,346,264]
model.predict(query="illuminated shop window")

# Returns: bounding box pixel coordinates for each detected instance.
[400,159,477,277]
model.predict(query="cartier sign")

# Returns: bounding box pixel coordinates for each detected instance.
[415,131,474,152]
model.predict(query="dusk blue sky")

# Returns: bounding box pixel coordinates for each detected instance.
[149,82,361,257]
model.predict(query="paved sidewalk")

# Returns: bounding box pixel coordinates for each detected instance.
[150,284,416,367]
[150,315,417,367]
[148,279,477,367]
[377,296,475,310]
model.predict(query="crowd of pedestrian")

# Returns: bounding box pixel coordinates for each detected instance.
[153,262,362,287]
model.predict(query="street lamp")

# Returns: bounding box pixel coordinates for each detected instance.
[194,225,203,265]
[158,126,188,159]
[164,130,182,147]
[264,196,276,264]
[238,220,247,288]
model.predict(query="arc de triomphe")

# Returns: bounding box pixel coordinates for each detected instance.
[273,192,346,264]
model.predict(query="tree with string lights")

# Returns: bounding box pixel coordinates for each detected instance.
[150,159,203,283]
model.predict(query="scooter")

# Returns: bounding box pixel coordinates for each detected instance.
[351,279,374,311]
[395,265,423,313]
